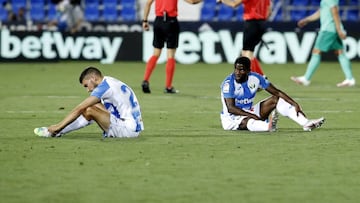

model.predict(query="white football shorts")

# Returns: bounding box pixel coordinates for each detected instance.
[220,102,261,130]
[104,114,140,138]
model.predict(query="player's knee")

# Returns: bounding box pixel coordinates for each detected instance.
[82,106,95,118]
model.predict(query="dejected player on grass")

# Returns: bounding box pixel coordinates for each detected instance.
[220,56,325,132]
[141,0,203,94]
[34,67,144,138]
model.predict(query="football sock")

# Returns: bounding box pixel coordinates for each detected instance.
[57,115,92,136]
[251,58,264,75]
[276,98,308,126]
[143,55,159,81]
[246,118,269,131]
[304,53,321,80]
[338,53,354,80]
[165,58,176,88]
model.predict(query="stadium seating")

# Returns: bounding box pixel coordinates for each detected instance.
[120,0,137,21]
[217,4,234,21]
[0,6,8,21]
[84,4,100,22]
[11,0,27,13]
[200,6,216,21]
[47,3,58,21]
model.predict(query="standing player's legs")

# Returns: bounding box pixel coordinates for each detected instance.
[163,17,180,93]
[165,48,177,92]
[142,17,165,93]
[242,20,266,75]
[142,48,162,93]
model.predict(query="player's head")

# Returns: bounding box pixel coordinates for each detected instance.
[79,67,103,92]
[234,56,251,72]
[233,57,251,82]
[79,67,102,83]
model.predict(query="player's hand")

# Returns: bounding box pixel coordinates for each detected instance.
[297,19,308,28]
[48,124,60,136]
[338,30,347,39]
[142,22,149,31]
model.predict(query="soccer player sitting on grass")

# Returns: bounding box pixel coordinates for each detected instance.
[220,57,325,132]
[34,67,144,138]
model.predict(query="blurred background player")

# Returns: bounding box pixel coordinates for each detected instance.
[47,0,84,33]
[291,0,355,87]
[217,0,272,76]
[220,57,325,132]
[141,0,202,94]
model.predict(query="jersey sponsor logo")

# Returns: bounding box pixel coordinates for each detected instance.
[235,98,253,105]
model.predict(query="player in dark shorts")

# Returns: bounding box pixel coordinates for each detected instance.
[218,0,272,75]
[141,0,202,94]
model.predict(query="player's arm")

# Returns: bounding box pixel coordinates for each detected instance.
[331,5,346,39]
[184,0,202,4]
[224,98,260,120]
[297,9,320,28]
[265,83,305,117]
[142,0,154,31]
[217,0,243,8]
[48,96,100,134]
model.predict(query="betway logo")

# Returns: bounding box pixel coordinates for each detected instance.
[144,30,360,64]
[0,30,122,63]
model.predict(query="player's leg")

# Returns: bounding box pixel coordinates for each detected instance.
[55,115,93,137]
[142,17,165,93]
[275,98,308,126]
[164,17,180,93]
[242,20,265,75]
[82,103,111,133]
[336,49,356,87]
[164,48,177,93]
[142,48,162,93]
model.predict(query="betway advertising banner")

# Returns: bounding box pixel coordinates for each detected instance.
[1,22,359,63]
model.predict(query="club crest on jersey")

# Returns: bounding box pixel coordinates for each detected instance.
[223,82,230,93]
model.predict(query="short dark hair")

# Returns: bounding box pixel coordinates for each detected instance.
[79,67,102,83]
[234,57,251,71]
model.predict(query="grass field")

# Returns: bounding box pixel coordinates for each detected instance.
[0,61,359,203]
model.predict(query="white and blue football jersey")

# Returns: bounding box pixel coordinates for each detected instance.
[220,72,270,116]
[91,76,144,132]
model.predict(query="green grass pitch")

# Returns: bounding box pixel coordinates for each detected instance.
[0,61,359,203]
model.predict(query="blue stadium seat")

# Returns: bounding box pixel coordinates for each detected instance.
[0,7,8,21]
[290,10,307,21]
[103,0,118,7]
[120,0,136,21]
[121,0,136,8]
[346,9,359,21]
[291,0,309,5]
[103,6,118,22]
[235,6,244,21]
[30,7,45,21]
[200,7,215,21]
[84,6,100,22]
[217,4,234,21]
[120,7,136,21]
[47,3,58,21]
[85,0,99,7]
[11,0,27,13]
[202,0,217,9]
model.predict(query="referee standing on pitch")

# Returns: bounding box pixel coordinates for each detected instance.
[217,0,272,76]
[141,0,202,94]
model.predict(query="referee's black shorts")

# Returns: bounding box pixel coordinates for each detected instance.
[153,16,180,49]
[243,20,266,52]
